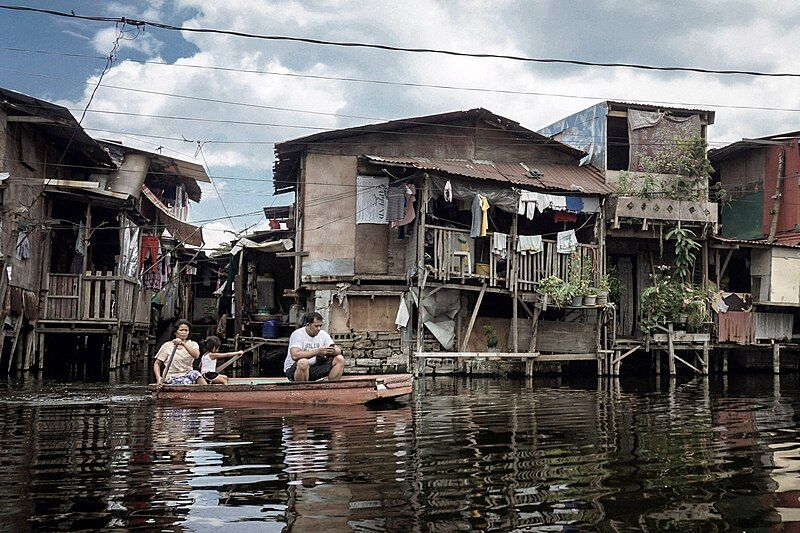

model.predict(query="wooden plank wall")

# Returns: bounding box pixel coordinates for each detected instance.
[535,321,597,354]
[301,153,357,276]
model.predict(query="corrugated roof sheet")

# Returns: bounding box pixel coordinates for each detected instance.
[713,235,800,249]
[364,156,614,195]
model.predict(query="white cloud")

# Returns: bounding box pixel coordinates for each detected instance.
[91,26,163,57]
[57,1,800,233]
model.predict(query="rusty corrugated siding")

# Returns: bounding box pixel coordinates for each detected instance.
[717,311,755,344]
[364,156,614,195]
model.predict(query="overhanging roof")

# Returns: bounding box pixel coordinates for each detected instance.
[0,86,113,168]
[99,140,210,202]
[364,155,614,195]
[273,108,585,194]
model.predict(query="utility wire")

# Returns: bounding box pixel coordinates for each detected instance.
[196,142,236,231]
[6,48,800,115]
[2,5,800,78]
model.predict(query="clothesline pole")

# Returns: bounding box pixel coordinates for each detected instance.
[77,203,91,321]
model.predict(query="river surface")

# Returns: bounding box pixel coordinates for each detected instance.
[0,368,799,531]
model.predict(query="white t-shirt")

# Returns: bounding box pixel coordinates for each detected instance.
[284,327,334,371]
[200,353,216,373]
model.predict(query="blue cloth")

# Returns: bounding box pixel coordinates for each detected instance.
[566,196,584,213]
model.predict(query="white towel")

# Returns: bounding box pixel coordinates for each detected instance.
[395,294,410,329]
[557,230,578,254]
[543,194,567,211]
[517,235,543,255]
[492,232,507,259]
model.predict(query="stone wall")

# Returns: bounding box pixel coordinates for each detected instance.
[331,331,443,374]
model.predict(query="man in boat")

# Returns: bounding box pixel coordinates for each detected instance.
[284,312,344,382]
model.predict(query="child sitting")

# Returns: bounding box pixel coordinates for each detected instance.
[200,335,244,384]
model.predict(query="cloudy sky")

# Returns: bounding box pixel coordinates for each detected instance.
[2,0,800,248]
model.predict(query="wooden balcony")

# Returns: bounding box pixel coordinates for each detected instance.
[42,272,150,325]
[608,196,718,225]
[429,225,599,291]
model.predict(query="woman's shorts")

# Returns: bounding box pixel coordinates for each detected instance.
[164,370,202,385]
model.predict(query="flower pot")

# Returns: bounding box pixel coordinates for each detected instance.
[487,346,500,353]
[571,295,584,307]
[583,295,597,306]
[596,292,608,306]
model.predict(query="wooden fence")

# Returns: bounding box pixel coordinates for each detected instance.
[43,272,149,324]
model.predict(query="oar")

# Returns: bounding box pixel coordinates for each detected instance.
[216,342,268,373]
[155,342,180,398]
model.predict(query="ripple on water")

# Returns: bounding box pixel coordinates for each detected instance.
[0,375,798,531]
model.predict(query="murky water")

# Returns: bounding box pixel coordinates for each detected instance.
[0,369,799,532]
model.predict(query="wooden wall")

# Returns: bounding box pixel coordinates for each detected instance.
[301,153,357,277]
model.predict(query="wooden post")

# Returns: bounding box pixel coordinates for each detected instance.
[702,341,709,375]
[722,348,729,374]
[701,238,709,290]
[768,147,786,243]
[511,215,518,353]
[654,349,661,375]
[234,250,244,337]
[414,176,428,360]
[667,323,676,375]
[773,342,781,374]
[460,283,486,352]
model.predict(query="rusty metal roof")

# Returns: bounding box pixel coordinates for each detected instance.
[712,235,800,249]
[363,156,614,195]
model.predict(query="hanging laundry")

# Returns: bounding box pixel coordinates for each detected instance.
[557,230,578,254]
[554,212,578,223]
[395,294,410,330]
[582,197,601,213]
[15,232,30,260]
[75,221,86,255]
[566,196,584,212]
[443,180,453,202]
[492,232,507,259]
[139,235,160,267]
[543,194,567,211]
[386,183,406,222]
[391,184,416,228]
[517,235,543,255]
[471,194,490,237]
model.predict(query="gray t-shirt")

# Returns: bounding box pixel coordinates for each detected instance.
[284,327,334,371]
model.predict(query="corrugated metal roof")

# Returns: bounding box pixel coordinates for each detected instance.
[712,235,800,249]
[607,100,716,123]
[364,156,614,195]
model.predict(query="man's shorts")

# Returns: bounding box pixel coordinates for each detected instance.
[285,358,334,381]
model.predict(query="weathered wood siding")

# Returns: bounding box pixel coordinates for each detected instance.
[301,153,357,277]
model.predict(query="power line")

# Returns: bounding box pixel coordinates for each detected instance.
[2,5,800,79]
[6,48,800,116]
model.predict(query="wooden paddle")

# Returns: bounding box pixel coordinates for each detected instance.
[155,342,180,398]
[216,342,268,373]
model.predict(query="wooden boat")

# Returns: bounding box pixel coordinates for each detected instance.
[149,374,413,405]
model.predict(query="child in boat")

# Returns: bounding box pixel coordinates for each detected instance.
[200,335,244,385]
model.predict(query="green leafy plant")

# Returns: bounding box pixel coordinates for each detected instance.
[666,226,701,283]
[640,266,711,333]
[537,275,574,307]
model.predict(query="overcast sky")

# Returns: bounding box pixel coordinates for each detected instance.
[2,1,800,248]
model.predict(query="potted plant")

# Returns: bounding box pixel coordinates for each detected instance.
[483,324,499,352]
[596,274,610,306]
[584,286,598,306]
[569,280,584,307]
[537,275,562,306]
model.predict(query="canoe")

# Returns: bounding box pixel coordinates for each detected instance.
[149,374,413,405]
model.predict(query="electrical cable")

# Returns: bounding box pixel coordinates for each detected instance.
[3,5,800,78]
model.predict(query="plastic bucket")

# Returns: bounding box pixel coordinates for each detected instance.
[262,319,279,339]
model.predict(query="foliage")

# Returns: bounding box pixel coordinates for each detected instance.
[483,324,498,349]
[615,136,713,201]
[666,226,701,283]
[537,275,575,307]
[640,266,711,334]
[605,266,622,302]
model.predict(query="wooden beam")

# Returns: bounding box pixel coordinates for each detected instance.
[275,251,309,257]
[672,351,701,373]
[610,345,641,366]
[719,249,734,282]
[6,115,61,124]
[768,148,786,242]
[416,352,540,359]
[460,283,486,352]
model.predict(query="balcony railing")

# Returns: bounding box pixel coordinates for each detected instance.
[429,225,599,291]
[608,196,718,225]
[42,272,150,324]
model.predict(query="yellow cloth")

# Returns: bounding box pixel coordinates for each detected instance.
[479,195,489,237]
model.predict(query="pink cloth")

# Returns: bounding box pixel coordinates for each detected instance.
[391,184,417,228]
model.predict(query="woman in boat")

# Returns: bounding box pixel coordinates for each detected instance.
[153,319,207,385]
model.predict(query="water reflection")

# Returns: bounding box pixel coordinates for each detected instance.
[0,375,797,531]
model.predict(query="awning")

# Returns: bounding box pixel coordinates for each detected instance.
[230,237,293,256]
[142,185,204,247]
